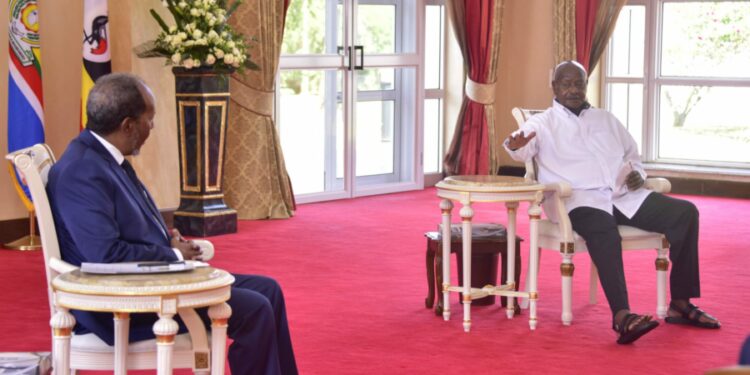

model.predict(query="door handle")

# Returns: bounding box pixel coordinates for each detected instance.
[353,45,364,70]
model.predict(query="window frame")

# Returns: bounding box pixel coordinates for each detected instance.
[602,0,750,173]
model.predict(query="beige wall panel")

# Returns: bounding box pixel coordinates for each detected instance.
[120,0,180,210]
[494,0,555,168]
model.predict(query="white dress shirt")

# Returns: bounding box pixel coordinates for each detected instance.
[90,131,183,260]
[504,100,652,220]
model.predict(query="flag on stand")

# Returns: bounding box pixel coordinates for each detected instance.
[81,0,111,131]
[7,0,44,211]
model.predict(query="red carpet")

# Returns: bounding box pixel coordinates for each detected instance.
[1,188,748,374]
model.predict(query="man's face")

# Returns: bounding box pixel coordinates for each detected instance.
[129,86,156,156]
[552,64,587,111]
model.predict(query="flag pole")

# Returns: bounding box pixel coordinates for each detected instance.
[3,210,42,251]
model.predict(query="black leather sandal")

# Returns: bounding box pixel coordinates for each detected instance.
[665,302,721,329]
[613,313,659,345]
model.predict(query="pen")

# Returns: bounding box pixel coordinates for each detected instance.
[137,261,185,267]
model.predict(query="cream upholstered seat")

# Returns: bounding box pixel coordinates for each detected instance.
[511,108,671,325]
[6,144,217,373]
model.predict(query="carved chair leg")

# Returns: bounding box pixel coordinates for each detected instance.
[561,257,575,326]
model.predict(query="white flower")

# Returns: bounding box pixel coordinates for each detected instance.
[208,30,219,40]
[223,54,235,64]
[208,19,215,26]
[178,32,188,40]
[216,14,225,23]
[183,58,195,69]
[214,49,225,58]
[227,41,235,49]
[192,29,203,39]
[190,8,199,16]
[171,53,181,64]
[168,25,177,33]
[221,31,228,38]
[178,1,187,8]
[206,54,216,65]
[232,47,239,56]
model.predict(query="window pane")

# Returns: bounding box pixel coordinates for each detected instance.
[279,70,344,194]
[658,85,750,163]
[608,5,645,78]
[425,5,444,89]
[357,4,396,54]
[423,98,443,173]
[607,83,644,152]
[661,2,750,78]
[358,68,395,91]
[356,100,395,176]
[283,1,341,55]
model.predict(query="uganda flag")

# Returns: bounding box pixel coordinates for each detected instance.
[7,0,44,211]
[81,0,111,131]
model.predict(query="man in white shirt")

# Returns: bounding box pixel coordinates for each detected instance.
[504,61,720,344]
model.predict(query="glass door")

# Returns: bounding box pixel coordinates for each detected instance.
[279,0,422,203]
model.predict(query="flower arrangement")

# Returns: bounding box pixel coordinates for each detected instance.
[136,0,257,72]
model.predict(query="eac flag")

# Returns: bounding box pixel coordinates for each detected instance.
[81,0,111,131]
[7,0,44,211]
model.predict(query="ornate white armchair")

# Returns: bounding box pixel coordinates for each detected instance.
[511,108,671,325]
[6,144,217,373]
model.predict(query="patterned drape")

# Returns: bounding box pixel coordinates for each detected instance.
[224,0,295,219]
[553,0,577,64]
[443,0,505,176]
[575,0,599,72]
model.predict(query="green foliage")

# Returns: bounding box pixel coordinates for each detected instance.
[662,2,749,128]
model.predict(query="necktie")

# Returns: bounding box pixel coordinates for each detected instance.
[121,160,169,238]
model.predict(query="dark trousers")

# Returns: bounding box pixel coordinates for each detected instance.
[568,193,700,317]
[221,274,299,375]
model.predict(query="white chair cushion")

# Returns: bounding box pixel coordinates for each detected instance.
[71,332,196,354]
[539,219,662,241]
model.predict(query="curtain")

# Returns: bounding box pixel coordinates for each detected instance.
[224,0,295,219]
[554,0,626,74]
[588,0,627,73]
[575,0,599,72]
[443,0,505,176]
[553,0,577,64]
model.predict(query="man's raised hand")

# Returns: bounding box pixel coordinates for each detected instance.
[506,131,537,151]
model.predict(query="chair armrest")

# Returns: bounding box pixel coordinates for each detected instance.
[192,239,215,261]
[644,177,671,194]
[542,181,572,198]
[541,181,575,243]
[49,258,78,274]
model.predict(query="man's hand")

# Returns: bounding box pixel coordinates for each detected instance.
[625,171,644,191]
[506,131,537,151]
[170,229,203,260]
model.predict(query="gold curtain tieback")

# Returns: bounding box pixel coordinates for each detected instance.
[231,84,275,118]
[465,78,495,105]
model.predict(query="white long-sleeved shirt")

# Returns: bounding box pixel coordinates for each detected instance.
[504,100,652,220]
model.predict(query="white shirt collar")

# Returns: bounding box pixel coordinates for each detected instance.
[90,131,125,165]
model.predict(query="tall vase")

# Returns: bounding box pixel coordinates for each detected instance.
[172,67,237,236]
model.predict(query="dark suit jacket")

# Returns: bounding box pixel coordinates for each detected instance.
[47,130,177,344]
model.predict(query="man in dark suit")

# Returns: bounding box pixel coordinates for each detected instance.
[47,73,298,375]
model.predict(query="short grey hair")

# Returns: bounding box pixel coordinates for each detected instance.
[553,60,587,80]
[86,73,148,135]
